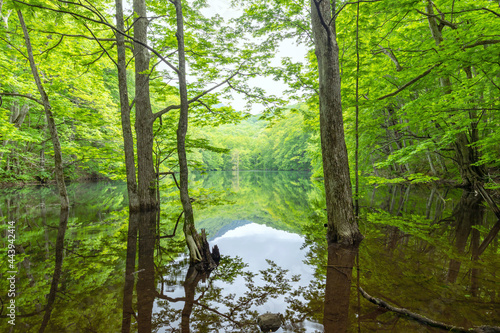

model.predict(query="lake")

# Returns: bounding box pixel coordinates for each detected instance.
[0,171,498,332]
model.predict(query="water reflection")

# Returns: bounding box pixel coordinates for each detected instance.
[0,175,498,332]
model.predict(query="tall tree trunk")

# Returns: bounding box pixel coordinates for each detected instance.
[310,0,362,246]
[115,0,139,211]
[133,0,156,211]
[174,0,202,263]
[18,10,68,209]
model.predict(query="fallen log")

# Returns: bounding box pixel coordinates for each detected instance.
[359,287,500,332]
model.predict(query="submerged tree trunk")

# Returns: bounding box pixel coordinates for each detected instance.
[18,10,68,209]
[136,211,157,333]
[180,266,204,333]
[324,243,359,332]
[447,190,484,283]
[310,0,362,246]
[133,0,157,211]
[121,212,139,333]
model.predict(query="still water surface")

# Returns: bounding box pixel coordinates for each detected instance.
[0,171,498,332]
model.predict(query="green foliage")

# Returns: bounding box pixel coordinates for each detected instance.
[197,110,313,171]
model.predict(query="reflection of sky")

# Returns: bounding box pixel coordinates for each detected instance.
[156,222,319,333]
[213,223,313,284]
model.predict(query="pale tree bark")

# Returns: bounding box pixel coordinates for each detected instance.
[310,0,362,246]
[133,0,157,211]
[115,0,139,211]
[18,10,68,210]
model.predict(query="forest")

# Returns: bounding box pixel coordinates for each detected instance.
[0,0,499,332]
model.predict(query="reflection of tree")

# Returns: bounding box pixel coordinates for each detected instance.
[39,208,69,333]
[122,212,138,333]
[153,257,299,332]
[447,190,484,283]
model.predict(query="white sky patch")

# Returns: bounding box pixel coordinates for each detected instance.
[215,222,303,241]
[199,0,308,114]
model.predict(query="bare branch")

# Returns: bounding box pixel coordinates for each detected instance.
[359,287,500,332]
[463,39,500,49]
[377,64,440,101]
[416,9,457,29]
[82,22,117,67]
[14,0,180,74]
[153,71,239,121]
[377,46,402,71]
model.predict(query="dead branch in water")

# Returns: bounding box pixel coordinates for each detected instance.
[358,287,500,332]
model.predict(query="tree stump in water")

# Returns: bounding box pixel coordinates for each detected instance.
[194,229,219,276]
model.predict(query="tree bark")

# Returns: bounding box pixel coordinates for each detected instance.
[173,0,203,263]
[115,0,139,211]
[18,10,68,210]
[310,0,362,246]
[133,0,157,211]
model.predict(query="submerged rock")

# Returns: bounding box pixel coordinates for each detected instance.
[257,313,282,332]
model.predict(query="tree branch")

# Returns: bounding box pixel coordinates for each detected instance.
[416,9,458,29]
[14,0,179,74]
[153,71,239,121]
[0,92,43,105]
[376,64,440,100]
[463,39,500,49]
[377,46,402,71]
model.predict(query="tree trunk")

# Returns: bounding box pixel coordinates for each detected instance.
[133,0,157,211]
[173,0,202,263]
[310,0,362,246]
[18,10,68,210]
[115,0,140,211]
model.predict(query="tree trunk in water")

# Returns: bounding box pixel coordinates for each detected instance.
[447,190,484,283]
[181,266,204,333]
[324,243,359,332]
[136,211,156,333]
[115,0,139,211]
[121,212,138,333]
[310,0,362,246]
[18,10,68,210]
[38,208,69,333]
[133,0,157,211]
